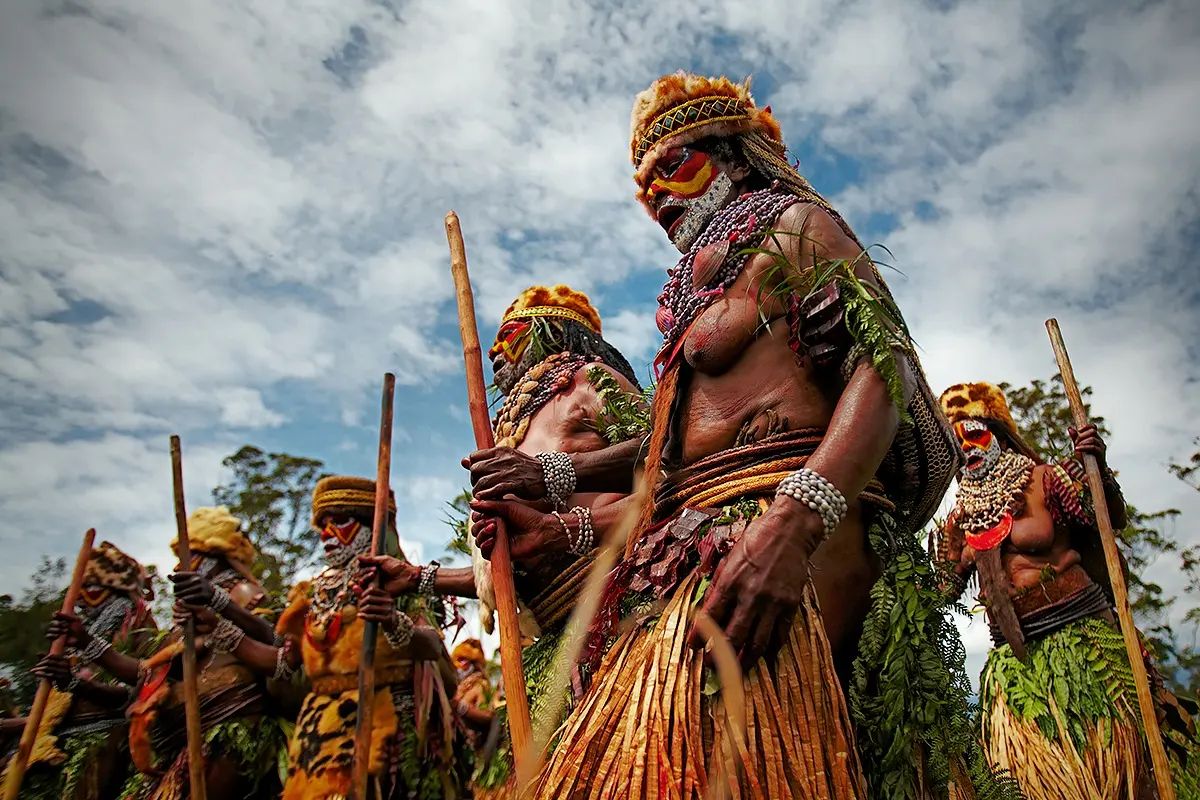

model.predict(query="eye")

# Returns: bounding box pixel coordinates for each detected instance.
[657,149,690,179]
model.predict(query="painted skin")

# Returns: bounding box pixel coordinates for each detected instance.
[944,422,1123,596]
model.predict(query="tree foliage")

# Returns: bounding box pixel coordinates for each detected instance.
[212,445,327,607]
[1000,374,1198,695]
[0,556,66,706]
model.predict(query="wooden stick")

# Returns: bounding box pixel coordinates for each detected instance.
[444,210,534,780]
[1045,319,1176,800]
[351,372,396,800]
[3,528,96,800]
[169,435,208,800]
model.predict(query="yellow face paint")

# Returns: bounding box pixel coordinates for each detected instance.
[647,150,717,201]
[489,320,533,364]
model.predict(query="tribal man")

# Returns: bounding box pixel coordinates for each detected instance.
[466,73,1006,799]
[185,476,463,800]
[120,506,284,798]
[937,382,1198,798]
[365,284,645,796]
[0,541,157,800]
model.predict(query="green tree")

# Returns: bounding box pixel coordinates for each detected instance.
[212,445,327,606]
[999,374,1198,694]
[0,557,66,706]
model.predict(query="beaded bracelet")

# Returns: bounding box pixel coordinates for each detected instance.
[775,468,848,538]
[568,506,595,555]
[383,611,414,651]
[418,561,440,595]
[537,451,576,509]
[78,637,111,665]
[209,585,232,614]
[209,618,246,654]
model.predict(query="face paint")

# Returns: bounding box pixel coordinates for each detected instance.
[79,585,111,608]
[489,320,533,365]
[955,419,1002,479]
[647,149,737,253]
[321,516,372,569]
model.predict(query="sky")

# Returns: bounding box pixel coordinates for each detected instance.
[1,0,1197,679]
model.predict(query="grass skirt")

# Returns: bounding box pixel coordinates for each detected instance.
[530,570,865,799]
[980,617,1143,799]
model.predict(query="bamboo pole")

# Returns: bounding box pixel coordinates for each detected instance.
[3,528,96,800]
[351,372,396,800]
[1045,318,1176,799]
[444,210,534,781]
[170,435,208,800]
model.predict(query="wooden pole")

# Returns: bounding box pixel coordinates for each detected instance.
[169,435,208,800]
[1045,319,1176,799]
[3,528,96,800]
[351,372,396,800]
[444,210,534,781]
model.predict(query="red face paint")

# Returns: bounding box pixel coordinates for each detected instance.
[647,149,718,202]
[321,518,362,546]
[79,585,111,608]
[488,319,533,364]
[953,421,994,452]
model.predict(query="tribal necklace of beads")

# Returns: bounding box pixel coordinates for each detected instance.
[953,451,1036,551]
[654,185,800,374]
[493,352,598,448]
[305,565,357,650]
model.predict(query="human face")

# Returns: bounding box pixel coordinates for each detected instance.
[489,319,534,395]
[78,583,111,611]
[320,514,371,568]
[954,419,1002,479]
[646,147,737,253]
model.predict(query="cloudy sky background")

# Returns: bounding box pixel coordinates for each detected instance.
[1,0,1197,678]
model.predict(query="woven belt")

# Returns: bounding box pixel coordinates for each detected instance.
[310,663,413,695]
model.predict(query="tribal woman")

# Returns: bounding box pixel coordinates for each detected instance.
[184,476,464,800]
[937,382,1198,799]
[0,541,157,800]
[468,73,1012,799]
[120,506,284,799]
[366,284,647,797]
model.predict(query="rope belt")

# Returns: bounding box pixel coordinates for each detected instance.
[990,579,1111,647]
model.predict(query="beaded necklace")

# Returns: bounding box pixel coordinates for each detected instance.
[655,185,800,373]
[493,352,598,447]
[953,451,1035,550]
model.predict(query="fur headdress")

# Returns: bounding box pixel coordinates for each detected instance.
[939,382,1038,460]
[499,285,602,334]
[630,72,783,194]
[171,506,256,567]
[83,540,148,595]
[310,475,396,529]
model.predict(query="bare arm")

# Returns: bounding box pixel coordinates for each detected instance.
[464,436,646,501]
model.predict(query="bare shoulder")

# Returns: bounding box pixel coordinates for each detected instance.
[777,202,863,264]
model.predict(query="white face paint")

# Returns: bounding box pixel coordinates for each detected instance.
[323,521,373,569]
[662,171,736,252]
[956,419,1002,480]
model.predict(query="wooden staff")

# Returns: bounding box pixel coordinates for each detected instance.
[169,435,208,800]
[351,372,396,800]
[1045,319,1176,800]
[3,528,96,800]
[444,210,534,778]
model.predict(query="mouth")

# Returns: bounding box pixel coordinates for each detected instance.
[965,453,984,471]
[656,204,685,236]
[323,539,341,554]
[492,354,506,375]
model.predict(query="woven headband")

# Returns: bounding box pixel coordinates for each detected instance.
[312,489,395,518]
[632,95,750,166]
[501,306,597,333]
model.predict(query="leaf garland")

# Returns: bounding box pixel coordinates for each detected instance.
[585,365,653,444]
[740,232,913,415]
[851,512,1025,800]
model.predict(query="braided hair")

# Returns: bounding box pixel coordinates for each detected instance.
[547,318,641,390]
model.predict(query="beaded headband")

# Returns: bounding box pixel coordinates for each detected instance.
[500,305,598,333]
[632,95,750,167]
